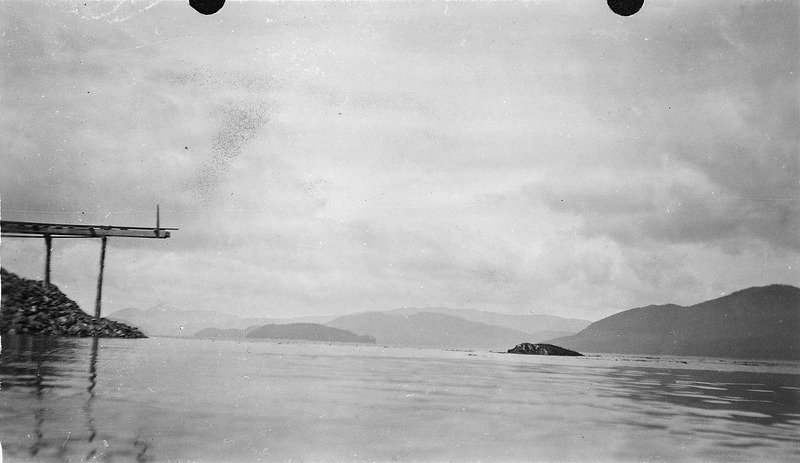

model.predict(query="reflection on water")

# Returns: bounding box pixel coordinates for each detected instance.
[0,336,151,461]
[604,367,799,426]
[1,336,798,462]
[503,361,800,459]
[508,361,800,425]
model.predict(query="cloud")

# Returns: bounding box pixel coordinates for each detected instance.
[527,161,798,253]
[1,1,797,321]
[516,1,799,255]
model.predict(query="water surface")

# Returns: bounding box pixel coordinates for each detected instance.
[1,336,798,461]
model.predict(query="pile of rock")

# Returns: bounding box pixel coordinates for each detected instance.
[1,268,146,338]
[507,343,582,356]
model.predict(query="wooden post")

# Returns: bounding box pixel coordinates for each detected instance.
[44,234,52,286]
[94,237,107,318]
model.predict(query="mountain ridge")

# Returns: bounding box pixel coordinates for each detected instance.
[326,311,568,349]
[107,305,587,339]
[548,284,800,360]
[107,306,336,337]
[107,284,799,359]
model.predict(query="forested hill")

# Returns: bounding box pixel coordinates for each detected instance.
[194,323,376,344]
[548,285,800,360]
[247,323,375,343]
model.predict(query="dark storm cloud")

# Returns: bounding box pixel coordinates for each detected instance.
[528,169,798,252]
[640,193,798,252]
[518,0,799,254]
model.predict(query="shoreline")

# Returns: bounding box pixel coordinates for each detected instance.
[1,268,146,338]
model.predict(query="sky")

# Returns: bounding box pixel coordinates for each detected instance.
[1,0,797,321]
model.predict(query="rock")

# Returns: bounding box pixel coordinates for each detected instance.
[507,343,583,356]
[1,268,146,338]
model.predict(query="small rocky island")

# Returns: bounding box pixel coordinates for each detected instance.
[507,343,583,356]
[1,268,146,338]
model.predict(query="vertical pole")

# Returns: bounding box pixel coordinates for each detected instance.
[156,204,160,234]
[44,234,52,287]
[94,237,107,318]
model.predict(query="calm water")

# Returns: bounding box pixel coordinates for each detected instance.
[1,336,799,462]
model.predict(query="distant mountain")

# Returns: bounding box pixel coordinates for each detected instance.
[326,311,560,349]
[107,305,584,340]
[548,285,800,360]
[388,306,590,334]
[107,306,335,337]
[108,306,241,337]
[247,323,375,344]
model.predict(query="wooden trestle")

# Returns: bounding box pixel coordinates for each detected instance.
[1,206,177,317]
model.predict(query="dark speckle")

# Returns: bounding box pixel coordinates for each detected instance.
[183,99,273,203]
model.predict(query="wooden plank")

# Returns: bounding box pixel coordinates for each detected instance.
[0,220,177,231]
[1,221,171,238]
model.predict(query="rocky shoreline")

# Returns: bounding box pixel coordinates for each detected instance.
[1,268,146,338]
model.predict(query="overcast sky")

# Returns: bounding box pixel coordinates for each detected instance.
[1,0,797,321]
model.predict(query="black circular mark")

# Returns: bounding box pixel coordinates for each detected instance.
[190,0,225,15]
[608,0,644,17]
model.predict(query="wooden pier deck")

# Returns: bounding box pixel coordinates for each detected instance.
[1,207,177,317]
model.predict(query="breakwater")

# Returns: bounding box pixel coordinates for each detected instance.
[1,268,145,338]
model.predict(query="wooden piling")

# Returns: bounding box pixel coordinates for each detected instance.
[95,236,107,318]
[1,211,176,319]
[44,234,52,286]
